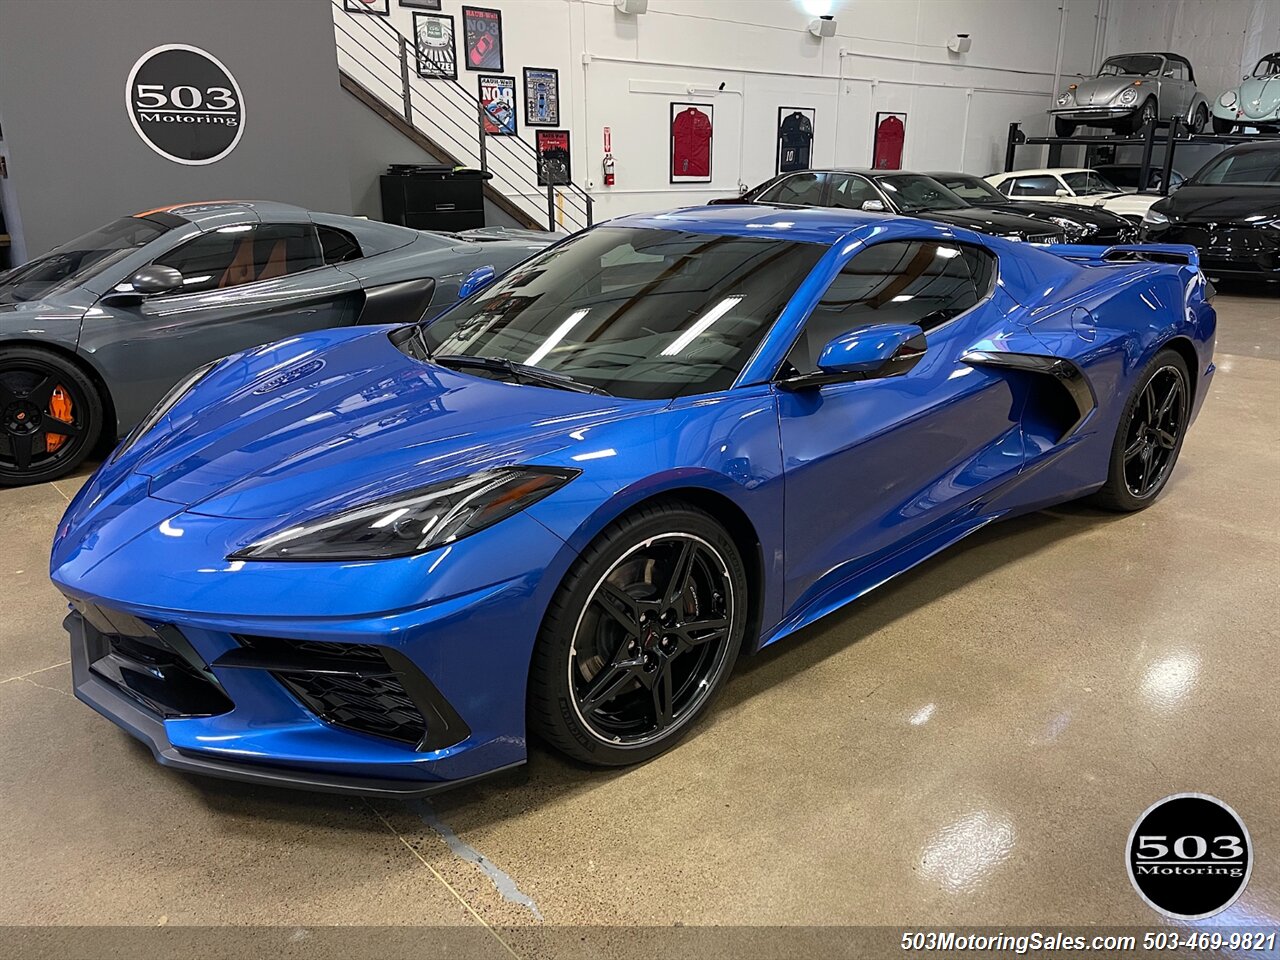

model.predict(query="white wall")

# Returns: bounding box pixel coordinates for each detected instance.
[1101,0,1280,103]
[337,0,1107,223]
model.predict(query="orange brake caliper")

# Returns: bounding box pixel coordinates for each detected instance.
[46,386,73,453]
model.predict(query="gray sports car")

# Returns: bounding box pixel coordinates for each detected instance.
[1050,52,1209,137]
[0,201,551,485]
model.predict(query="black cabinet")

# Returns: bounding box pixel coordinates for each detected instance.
[380,166,486,232]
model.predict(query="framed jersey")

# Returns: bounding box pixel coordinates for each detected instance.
[873,112,907,170]
[776,107,815,174]
[670,102,713,183]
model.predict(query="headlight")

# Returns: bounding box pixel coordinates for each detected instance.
[230,466,579,561]
[1118,87,1139,105]
[1220,91,1237,108]
[1143,209,1169,226]
[112,359,220,461]
[1057,92,1073,106]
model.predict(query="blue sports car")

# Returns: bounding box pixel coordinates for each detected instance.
[49,206,1215,795]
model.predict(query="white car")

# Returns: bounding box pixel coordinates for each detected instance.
[984,168,1163,222]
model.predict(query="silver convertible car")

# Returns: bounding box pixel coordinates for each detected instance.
[1050,52,1209,137]
[0,201,550,485]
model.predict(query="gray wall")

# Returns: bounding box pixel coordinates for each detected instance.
[339,89,522,229]
[0,0,352,259]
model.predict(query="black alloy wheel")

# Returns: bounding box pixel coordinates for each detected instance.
[1092,348,1190,511]
[0,347,102,486]
[529,503,747,765]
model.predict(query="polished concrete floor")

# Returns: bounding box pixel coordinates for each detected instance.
[2,291,1277,952]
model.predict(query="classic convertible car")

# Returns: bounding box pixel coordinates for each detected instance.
[0,201,550,485]
[710,169,1066,242]
[985,167,1163,221]
[1212,51,1280,133]
[50,205,1215,796]
[1141,140,1280,280]
[1050,52,1209,136]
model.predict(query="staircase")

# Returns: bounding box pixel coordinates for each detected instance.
[332,0,593,233]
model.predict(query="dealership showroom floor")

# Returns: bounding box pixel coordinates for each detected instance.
[2,289,1276,943]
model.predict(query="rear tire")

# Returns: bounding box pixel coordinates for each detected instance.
[0,347,103,487]
[1211,115,1235,135]
[1190,103,1208,134]
[528,502,747,766]
[1090,348,1190,512]
[1054,117,1078,138]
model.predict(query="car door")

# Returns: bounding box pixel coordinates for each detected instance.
[86,222,363,427]
[776,238,1027,616]
[1161,59,1191,117]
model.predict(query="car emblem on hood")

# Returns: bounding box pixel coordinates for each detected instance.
[252,358,326,395]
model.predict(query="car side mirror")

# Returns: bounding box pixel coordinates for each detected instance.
[861,199,887,212]
[101,265,184,305]
[779,323,926,391]
[458,265,496,299]
[1055,188,1070,197]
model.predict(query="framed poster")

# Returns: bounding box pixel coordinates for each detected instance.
[343,0,390,14]
[462,6,503,72]
[873,112,906,170]
[523,67,560,127]
[414,13,456,80]
[399,0,441,8]
[536,130,571,186]
[479,75,517,136]
[776,106,815,174]
[670,102,713,183]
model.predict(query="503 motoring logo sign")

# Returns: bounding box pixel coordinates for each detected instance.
[1127,793,1253,919]
[126,44,244,165]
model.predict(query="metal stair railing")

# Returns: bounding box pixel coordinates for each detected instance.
[332,0,593,233]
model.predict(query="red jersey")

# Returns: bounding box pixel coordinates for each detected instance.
[672,106,712,178]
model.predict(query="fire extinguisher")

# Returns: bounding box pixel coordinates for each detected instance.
[602,126,616,187]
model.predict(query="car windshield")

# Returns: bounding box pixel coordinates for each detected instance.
[1063,171,1120,195]
[1098,55,1163,78]
[874,175,967,212]
[1253,55,1280,78]
[422,226,826,400]
[1191,149,1280,186]
[0,217,168,305]
[935,175,1007,203]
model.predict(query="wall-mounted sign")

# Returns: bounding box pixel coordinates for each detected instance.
[524,67,559,127]
[414,12,457,80]
[462,7,503,72]
[479,75,517,136]
[125,44,244,166]
[536,130,571,186]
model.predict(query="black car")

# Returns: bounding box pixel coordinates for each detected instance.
[709,169,1067,242]
[928,172,1138,244]
[1141,141,1280,281]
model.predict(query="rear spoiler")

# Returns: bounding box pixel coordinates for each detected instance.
[1043,243,1200,268]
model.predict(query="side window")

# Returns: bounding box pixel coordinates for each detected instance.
[828,175,880,210]
[1009,176,1061,197]
[756,172,826,206]
[318,225,362,264]
[153,223,323,294]
[785,240,988,375]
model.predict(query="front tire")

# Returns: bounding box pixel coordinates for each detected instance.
[1054,117,1078,138]
[0,347,103,487]
[1211,115,1235,135]
[528,502,748,766]
[1127,97,1158,135]
[1091,348,1191,512]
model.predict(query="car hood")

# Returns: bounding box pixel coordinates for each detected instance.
[128,327,654,521]
[917,207,1058,237]
[1237,77,1280,119]
[1000,200,1128,227]
[1073,76,1140,105]
[1161,184,1280,221]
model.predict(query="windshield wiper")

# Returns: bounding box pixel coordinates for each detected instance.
[434,355,612,396]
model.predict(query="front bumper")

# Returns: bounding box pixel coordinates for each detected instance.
[68,610,518,797]
[1144,222,1280,279]
[1048,106,1134,122]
